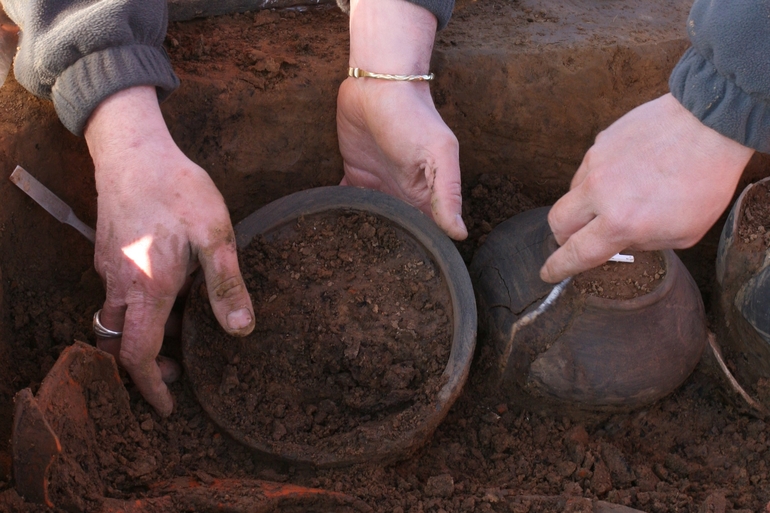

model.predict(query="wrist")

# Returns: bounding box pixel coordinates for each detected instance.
[349,0,437,75]
[84,86,176,171]
[663,93,754,162]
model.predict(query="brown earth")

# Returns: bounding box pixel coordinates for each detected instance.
[1,1,770,512]
[572,251,666,301]
[185,211,453,462]
[737,180,770,250]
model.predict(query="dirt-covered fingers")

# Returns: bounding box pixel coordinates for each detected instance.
[196,228,255,337]
[421,137,466,240]
[118,298,176,417]
[540,215,628,283]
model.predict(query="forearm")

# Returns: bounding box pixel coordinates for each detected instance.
[669,0,770,153]
[349,0,437,74]
[2,0,178,136]
[338,0,454,31]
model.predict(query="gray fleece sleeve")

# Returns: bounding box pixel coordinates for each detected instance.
[669,0,770,153]
[336,0,454,31]
[2,0,179,136]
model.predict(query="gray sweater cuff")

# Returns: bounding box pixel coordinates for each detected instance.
[336,0,454,30]
[52,45,180,136]
[670,47,770,154]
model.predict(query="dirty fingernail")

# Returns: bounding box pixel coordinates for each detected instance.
[227,308,253,331]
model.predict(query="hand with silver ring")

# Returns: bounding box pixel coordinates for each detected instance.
[86,86,255,417]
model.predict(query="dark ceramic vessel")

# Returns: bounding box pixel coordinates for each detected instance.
[183,186,476,467]
[470,207,708,414]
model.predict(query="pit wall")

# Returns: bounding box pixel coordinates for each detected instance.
[1,0,770,446]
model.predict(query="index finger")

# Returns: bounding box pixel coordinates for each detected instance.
[547,179,597,247]
[118,297,176,417]
[539,215,628,283]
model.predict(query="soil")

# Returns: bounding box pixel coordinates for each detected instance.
[571,251,667,301]
[2,173,770,513]
[1,2,770,512]
[737,180,770,249]
[184,211,452,461]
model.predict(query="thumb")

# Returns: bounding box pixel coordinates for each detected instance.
[423,137,467,241]
[198,236,255,337]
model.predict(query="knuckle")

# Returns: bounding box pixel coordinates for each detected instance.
[581,168,605,192]
[602,215,628,242]
[565,242,593,270]
[119,345,152,371]
[594,129,609,146]
[211,276,246,302]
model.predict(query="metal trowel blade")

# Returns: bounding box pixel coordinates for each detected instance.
[9,165,95,243]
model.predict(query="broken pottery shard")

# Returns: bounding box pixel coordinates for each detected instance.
[11,388,62,507]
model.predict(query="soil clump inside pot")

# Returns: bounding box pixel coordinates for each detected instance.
[185,211,453,461]
[572,250,667,300]
[736,180,770,249]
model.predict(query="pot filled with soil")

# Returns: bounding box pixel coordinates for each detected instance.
[470,207,708,414]
[182,186,476,467]
[715,177,770,409]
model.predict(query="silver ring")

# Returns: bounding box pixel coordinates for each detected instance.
[93,309,123,338]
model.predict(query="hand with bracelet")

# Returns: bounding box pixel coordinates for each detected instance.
[337,0,468,241]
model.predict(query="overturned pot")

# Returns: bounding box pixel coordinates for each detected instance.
[715,177,770,408]
[182,186,476,467]
[469,207,708,414]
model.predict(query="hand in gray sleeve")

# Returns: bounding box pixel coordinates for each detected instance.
[2,0,179,135]
[337,0,454,30]
[669,0,770,153]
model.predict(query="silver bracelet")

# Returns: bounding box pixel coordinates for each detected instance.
[348,67,434,82]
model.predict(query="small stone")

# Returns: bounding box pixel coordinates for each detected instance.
[591,461,612,495]
[128,456,156,478]
[557,460,577,478]
[253,10,280,26]
[601,443,635,487]
[218,365,239,395]
[272,421,287,441]
[358,222,377,239]
[700,491,727,513]
[140,419,153,432]
[425,474,455,497]
[664,453,689,477]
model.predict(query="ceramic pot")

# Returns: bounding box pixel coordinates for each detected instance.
[182,186,476,467]
[470,207,708,413]
[715,176,770,406]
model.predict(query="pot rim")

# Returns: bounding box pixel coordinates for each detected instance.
[182,185,476,467]
[582,249,678,311]
[732,176,770,238]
